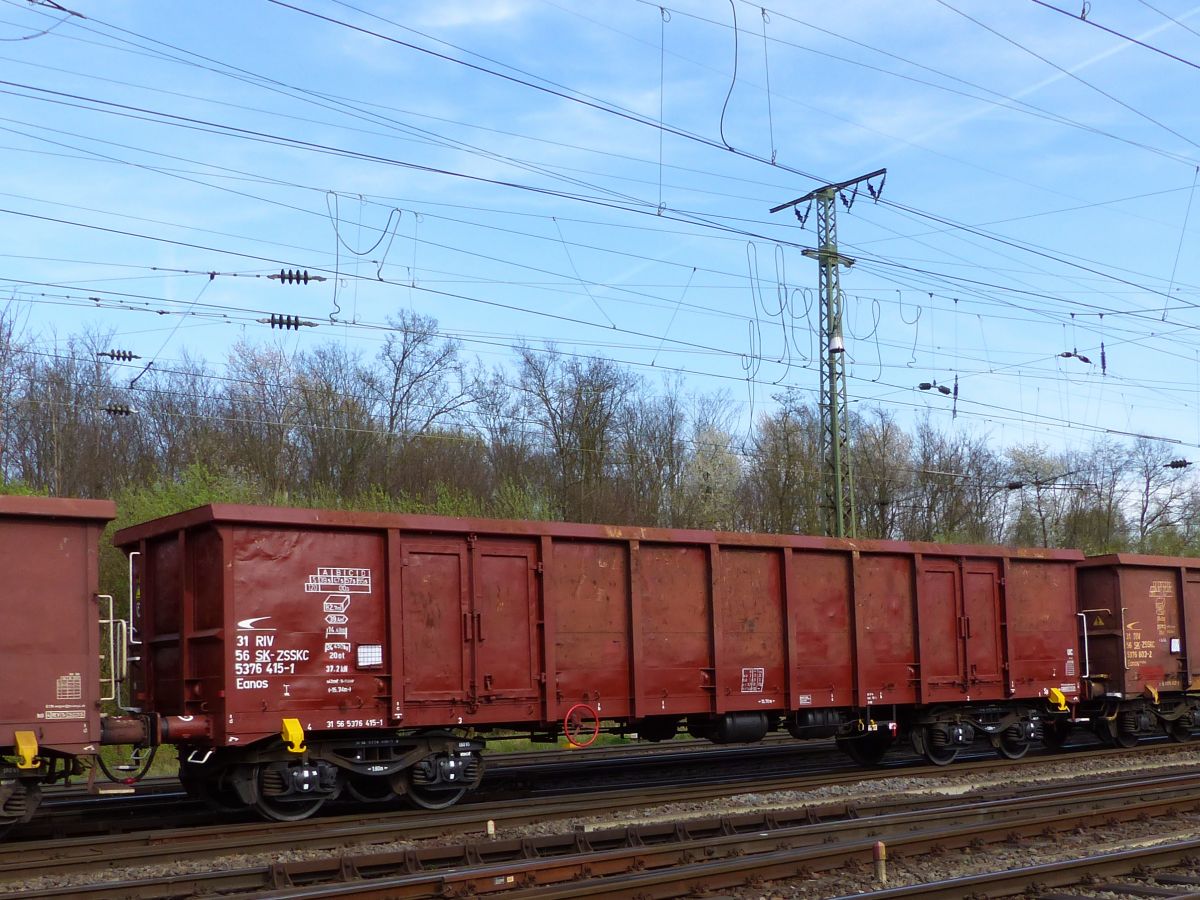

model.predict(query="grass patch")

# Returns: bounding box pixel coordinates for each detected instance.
[484,731,637,752]
[95,742,178,780]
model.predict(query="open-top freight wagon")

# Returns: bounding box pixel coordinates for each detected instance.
[1076,554,1200,744]
[114,504,1085,820]
[0,495,116,833]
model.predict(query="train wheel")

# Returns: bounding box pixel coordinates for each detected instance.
[913,726,958,766]
[1095,720,1138,749]
[180,771,244,813]
[345,774,399,804]
[1115,730,1139,748]
[1040,719,1072,751]
[404,780,467,810]
[994,729,1029,760]
[836,733,893,766]
[251,765,327,822]
[1167,720,1193,743]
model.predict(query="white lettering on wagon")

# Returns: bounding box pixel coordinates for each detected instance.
[232,565,375,694]
[305,567,372,593]
[740,667,765,693]
[305,566,374,695]
[236,617,275,631]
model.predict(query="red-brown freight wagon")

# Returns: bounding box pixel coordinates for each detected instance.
[114,504,1083,820]
[1076,554,1200,745]
[0,495,116,831]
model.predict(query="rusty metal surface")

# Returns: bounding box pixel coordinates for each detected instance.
[114,502,1086,560]
[119,503,1086,748]
[1078,556,1198,697]
[0,497,114,755]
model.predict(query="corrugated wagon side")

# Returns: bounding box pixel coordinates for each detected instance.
[115,504,1084,819]
[1077,554,1200,745]
[0,495,115,831]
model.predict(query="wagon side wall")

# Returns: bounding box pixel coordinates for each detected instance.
[0,498,114,755]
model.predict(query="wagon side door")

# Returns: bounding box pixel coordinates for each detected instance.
[916,557,966,701]
[398,539,471,704]
[470,539,539,701]
[962,559,1004,698]
[1184,567,1200,691]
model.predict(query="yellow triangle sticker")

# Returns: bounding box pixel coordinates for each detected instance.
[1093,616,1104,626]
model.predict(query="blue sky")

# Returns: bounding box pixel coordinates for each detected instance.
[3,0,1200,455]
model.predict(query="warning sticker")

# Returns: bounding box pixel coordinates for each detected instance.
[740,667,765,693]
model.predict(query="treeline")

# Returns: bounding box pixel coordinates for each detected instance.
[1,306,1197,556]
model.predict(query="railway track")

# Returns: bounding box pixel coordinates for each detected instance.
[5,741,1197,898]
[15,736,867,841]
[19,729,1124,842]
[829,842,1200,899]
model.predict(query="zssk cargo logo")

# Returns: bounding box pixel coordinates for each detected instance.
[236,616,275,631]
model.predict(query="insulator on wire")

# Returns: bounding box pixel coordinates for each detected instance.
[269,269,326,285]
[102,404,136,417]
[257,313,316,331]
[1165,459,1192,469]
[1101,342,1107,375]
[98,349,140,361]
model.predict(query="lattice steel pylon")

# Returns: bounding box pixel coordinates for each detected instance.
[770,168,886,538]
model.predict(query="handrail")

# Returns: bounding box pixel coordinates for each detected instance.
[1075,612,1090,680]
[98,594,116,702]
[127,551,142,646]
[1120,607,1129,670]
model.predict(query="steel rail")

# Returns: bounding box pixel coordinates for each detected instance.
[11,764,1200,898]
[4,741,1187,879]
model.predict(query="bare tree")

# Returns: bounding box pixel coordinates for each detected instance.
[516,344,633,522]
[0,304,27,484]
[744,391,822,534]
[371,312,471,432]
[900,419,1005,543]
[133,350,226,482]
[1059,439,1130,553]
[293,343,378,496]
[221,339,300,497]
[12,329,140,497]
[854,408,911,539]
[1130,437,1191,551]
[613,376,687,526]
[1003,444,1074,547]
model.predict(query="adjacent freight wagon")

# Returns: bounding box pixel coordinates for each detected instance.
[115,504,1084,820]
[1076,554,1200,744]
[0,495,116,832]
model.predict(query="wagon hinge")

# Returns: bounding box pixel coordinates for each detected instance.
[467,533,477,547]
[535,561,544,575]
